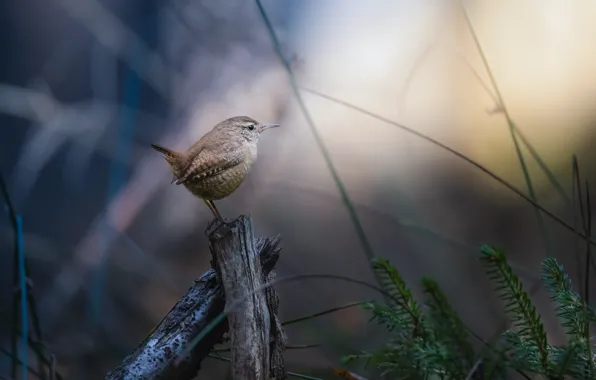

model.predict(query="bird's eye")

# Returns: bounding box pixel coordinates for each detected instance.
[247,124,255,131]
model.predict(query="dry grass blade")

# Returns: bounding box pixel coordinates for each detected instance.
[459,1,554,271]
[300,87,596,248]
[572,156,594,374]
[173,273,391,366]
[572,156,596,300]
[281,301,368,326]
[254,0,391,309]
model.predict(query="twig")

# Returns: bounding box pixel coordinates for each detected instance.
[464,358,483,380]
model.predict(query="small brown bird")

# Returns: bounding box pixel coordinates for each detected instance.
[151,116,280,221]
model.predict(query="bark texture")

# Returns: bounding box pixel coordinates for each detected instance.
[105,216,282,380]
[208,216,277,380]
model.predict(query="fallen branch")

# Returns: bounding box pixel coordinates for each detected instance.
[105,216,282,380]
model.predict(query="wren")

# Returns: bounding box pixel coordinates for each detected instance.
[151,116,280,221]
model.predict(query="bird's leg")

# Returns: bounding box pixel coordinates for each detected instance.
[210,201,225,222]
[203,199,224,222]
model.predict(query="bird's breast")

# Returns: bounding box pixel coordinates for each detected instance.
[184,148,257,200]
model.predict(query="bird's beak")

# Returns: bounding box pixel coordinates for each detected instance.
[257,123,280,133]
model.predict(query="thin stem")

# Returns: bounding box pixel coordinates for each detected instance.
[573,156,585,299]
[0,347,43,380]
[460,1,552,260]
[1,174,53,380]
[255,0,387,303]
[282,301,367,326]
[583,180,593,376]
[16,215,28,380]
[174,273,392,366]
[299,87,596,247]
[1,175,28,380]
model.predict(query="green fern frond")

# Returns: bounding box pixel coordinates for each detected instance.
[541,258,595,378]
[371,257,423,336]
[364,301,415,343]
[420,277,474,372]
[541,258,595,338]
[481,245,550,373]
[351,252,596,380]
[548,339,586,379]
[340,354,361,366]
[481,337,510,380]
[502,330,545,374]
[411,339,454,377]
[343,341,421,378]
[374,342,421,378]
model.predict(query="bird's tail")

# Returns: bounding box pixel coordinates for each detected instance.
[151,144,185,182]
[151,143,179,159]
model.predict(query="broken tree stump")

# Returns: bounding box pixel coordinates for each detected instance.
[208,215,286,380]
[105,215,284,379]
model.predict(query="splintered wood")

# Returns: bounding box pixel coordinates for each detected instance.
[105,215,284,379]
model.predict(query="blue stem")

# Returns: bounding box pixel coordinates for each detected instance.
[88,43,142,327]
[16,214,27,380]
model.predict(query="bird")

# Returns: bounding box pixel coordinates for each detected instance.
[151,116,280,222]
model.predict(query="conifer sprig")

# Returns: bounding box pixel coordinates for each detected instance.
[480,245,550,373]
[541,258,595,338]
[421,277,474,372]
[344,248,596,379]
[371,258,424,337]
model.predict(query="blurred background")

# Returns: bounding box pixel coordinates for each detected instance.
[1,0,596,378]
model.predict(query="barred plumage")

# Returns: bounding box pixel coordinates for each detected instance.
[151,116,280,221]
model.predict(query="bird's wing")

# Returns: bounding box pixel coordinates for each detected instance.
[175,147,244,185]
